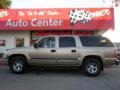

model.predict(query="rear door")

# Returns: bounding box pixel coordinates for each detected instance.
[56,36,80,65]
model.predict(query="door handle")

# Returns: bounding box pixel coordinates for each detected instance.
[71,50,76,53]
[51,50,56,52]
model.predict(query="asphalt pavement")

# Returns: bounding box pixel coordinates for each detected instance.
[0,64,120,90]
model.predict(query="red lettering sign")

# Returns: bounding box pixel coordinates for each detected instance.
[0,8,114,30]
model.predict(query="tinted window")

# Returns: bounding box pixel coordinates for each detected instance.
[79,36,114,47]
[59,37,76,47]
[38,37,55,48]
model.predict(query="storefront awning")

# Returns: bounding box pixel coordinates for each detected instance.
[0,8,114,30]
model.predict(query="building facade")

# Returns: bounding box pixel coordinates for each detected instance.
[0,8,114,53]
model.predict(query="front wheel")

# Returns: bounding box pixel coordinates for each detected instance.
[9,56,27,74]
[82,58,102,77]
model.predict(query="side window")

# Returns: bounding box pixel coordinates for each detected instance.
[79,36,114,47]
[99,37,114,47]
[79,36,99,47]
[38,37,55,48]
[59,37,76,47]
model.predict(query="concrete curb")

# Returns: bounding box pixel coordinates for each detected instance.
[0,59,7,66]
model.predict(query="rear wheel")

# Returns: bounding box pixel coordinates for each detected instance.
[9,56,27,74]
[82,58,102,77]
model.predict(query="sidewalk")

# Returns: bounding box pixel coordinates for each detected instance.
[0,53,6,66]
[0,58,6,66]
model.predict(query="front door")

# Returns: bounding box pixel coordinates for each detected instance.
[29,37,57,65]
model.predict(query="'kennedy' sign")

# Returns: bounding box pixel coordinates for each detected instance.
[0,8,114,30]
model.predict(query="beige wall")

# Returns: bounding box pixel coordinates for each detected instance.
[0,31,30,53]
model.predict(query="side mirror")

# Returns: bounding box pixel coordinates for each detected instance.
[33,43,38,48]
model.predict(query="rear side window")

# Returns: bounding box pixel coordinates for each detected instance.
[79,36,114,47]
[59,37,76,47]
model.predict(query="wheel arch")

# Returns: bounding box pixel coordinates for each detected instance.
[82,55,103,70]
[8,54,28,65]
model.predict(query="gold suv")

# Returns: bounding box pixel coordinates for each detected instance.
[3,35,117,76]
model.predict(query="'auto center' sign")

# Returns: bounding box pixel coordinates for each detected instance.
[0,8,114,30]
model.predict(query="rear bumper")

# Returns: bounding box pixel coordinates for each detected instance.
[115,59,120,66]
[103,58,118,66]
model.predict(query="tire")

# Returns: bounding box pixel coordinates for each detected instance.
[82,58,102,77]
[9,56,27,74]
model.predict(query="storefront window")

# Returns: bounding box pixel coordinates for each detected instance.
[0,40,6,46]
[30,31,94,45]
[16,38,24,47]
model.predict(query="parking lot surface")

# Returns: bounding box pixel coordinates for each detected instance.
[0,65,120,90]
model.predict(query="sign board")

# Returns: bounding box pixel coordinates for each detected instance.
[0,8,114,30]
